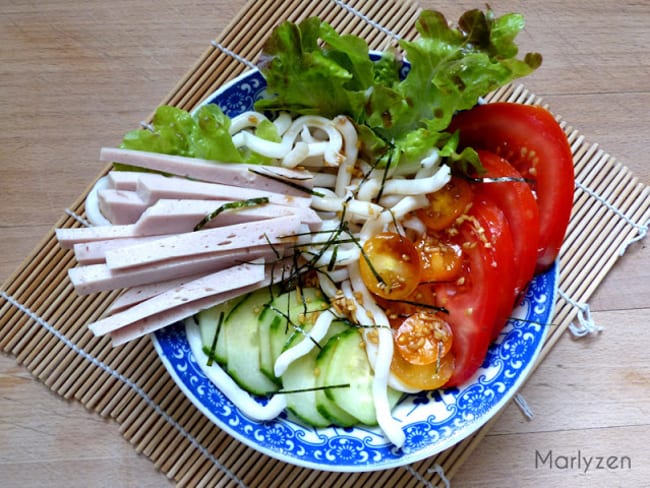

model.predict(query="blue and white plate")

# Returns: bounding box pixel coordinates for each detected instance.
[152,67,558,472]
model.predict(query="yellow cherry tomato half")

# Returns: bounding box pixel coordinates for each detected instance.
[394,311,453,365]
[390,347,455,390]
[359,232,421,300]
[415,233,464,283]
[416,176,474,231]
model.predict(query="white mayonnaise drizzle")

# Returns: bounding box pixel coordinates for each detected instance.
[185,318,287,421]
[192,110,453,448]
[273,310,337,377]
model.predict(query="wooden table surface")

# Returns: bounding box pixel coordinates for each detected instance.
[1,1,648,486]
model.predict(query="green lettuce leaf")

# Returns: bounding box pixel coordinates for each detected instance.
[255,17,374,119]
[121,105,194,156]
[389,9,541,135]
[239,119,282,165]
[255,7,541,173]
[121,104,260,163]
[188,104,242,162]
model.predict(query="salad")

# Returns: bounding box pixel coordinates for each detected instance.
[58,7,574,448]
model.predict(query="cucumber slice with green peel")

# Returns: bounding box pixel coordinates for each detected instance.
[257,300,277,382]
[282,320,351,427]
[197,285,403,429]
[314,330,360,427]
[322,328,402,426]
[222,288,280,395]
[259,287,329,382]
[196,297,243,366]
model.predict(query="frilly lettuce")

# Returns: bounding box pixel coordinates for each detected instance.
[118,7,540,174]
[120,104,279,164]
[256,7,541,170]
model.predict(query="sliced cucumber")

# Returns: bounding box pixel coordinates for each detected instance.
[196,297,242,366]
[258,287,329,382]
[222,288,279,395]
[314,330,360,427]
[322,328,402,426]
[282,320,350,427]
[257,297,277,382]
[197,285,403,430]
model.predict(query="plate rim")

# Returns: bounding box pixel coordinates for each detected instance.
[138,62,559,471]
[151,263,557,471]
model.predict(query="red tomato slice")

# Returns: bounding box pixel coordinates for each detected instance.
[473,150,540,302]
[470,197,518,341]
[449,102,574,271]
[433,199,516,386]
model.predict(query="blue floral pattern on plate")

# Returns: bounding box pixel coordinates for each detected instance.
[152,68,559,471]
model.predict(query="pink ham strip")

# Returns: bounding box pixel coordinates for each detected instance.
[98,189,148,224]
[68,245,279,295]
[104,215,302,271]
[134,172,312,208]
[56,225,141,249]
[89,260,265,337]
[99,147,314,196]
[73,236,164,264]
[107,171,142,190]
[132,199,321,236]
[60,198,317,252]
[69,202,317,264]
[109,284,258,346]
[108,262,293,346]
[107,273,206,314]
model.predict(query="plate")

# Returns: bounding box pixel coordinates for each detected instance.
[150,67,559,471]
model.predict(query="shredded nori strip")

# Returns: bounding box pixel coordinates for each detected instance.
[269,383,351,396]
[248,168,324,197]
[193,197,270,231]
[205,310,225,366]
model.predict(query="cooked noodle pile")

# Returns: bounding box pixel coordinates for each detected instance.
[227,110,451,447]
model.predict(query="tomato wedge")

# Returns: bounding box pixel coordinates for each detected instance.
[449,102,574,271]
[473,150,540,302]
[433,199,516,386]
[470,197,518,340]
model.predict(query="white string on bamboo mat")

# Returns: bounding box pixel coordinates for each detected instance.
[66,209,91,227]
[0,290,249,488]
[332,0,403,41]
[513,393,534,420]
[139,120,155,132]
[404,463,450,488]
[64,208,92,228]
[559,180,649,337]
[211,40,257,70]
[428,464,452,488]
[558,288,604,338]
[574,180,649,256]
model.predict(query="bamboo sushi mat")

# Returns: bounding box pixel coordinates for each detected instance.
[1,0,649,486]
